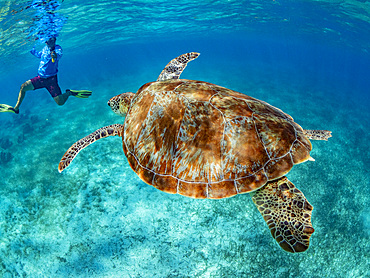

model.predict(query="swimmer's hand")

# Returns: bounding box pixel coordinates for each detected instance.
[51,51,57,63]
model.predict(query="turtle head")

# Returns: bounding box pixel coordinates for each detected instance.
[108,92,135,116]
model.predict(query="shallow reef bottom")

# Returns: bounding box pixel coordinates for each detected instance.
[0,62,369,278]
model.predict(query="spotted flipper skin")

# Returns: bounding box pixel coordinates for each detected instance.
[251,177,314,253]
[304,129,332,141]
[58,124,123,173]
[157,52,200,81]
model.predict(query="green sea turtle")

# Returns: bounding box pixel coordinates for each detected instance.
[58,52,332,253]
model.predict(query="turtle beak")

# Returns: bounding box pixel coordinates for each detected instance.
[107,101,111,107]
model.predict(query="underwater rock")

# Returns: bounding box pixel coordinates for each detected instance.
[17,134,25,144]
[0,138,13,149]
[0,151,13,164]
[30,115,39,123]
[23,123,33,134]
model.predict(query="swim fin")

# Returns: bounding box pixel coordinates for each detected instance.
[67,89,92,99]
[0,104,18,114]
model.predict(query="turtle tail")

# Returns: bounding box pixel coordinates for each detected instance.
[58,124,124,173]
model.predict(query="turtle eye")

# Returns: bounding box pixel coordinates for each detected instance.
[107,101,110,107]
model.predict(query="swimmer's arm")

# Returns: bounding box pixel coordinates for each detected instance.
[30,47,42,58]
[54,46,63,59]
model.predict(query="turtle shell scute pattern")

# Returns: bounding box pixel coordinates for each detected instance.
[122,80,312,199]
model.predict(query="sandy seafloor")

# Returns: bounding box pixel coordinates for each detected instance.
[0,35,369,277]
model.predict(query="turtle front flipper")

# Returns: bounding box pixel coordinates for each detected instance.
[303,129,332,141]
[157,52,200,81]
[58,124,123,173]
[250,177,314,253]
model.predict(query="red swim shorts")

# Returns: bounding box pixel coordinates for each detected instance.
[31,75,62,98]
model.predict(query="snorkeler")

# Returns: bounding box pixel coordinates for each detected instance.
[0,37,92,114]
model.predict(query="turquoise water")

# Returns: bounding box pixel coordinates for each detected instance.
[0,1,369,277]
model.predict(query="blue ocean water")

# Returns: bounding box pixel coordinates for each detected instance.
[0,0,369,277]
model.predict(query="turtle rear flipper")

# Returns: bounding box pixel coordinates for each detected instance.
[250,177,314,253]
[304,129,332,141]
[58,124,123,173]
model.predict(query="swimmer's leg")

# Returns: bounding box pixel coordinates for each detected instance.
[53,90,71,106]
[13,80,34,113]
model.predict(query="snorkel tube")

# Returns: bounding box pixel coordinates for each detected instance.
[46,37,57,63]
[51,50,56,63]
